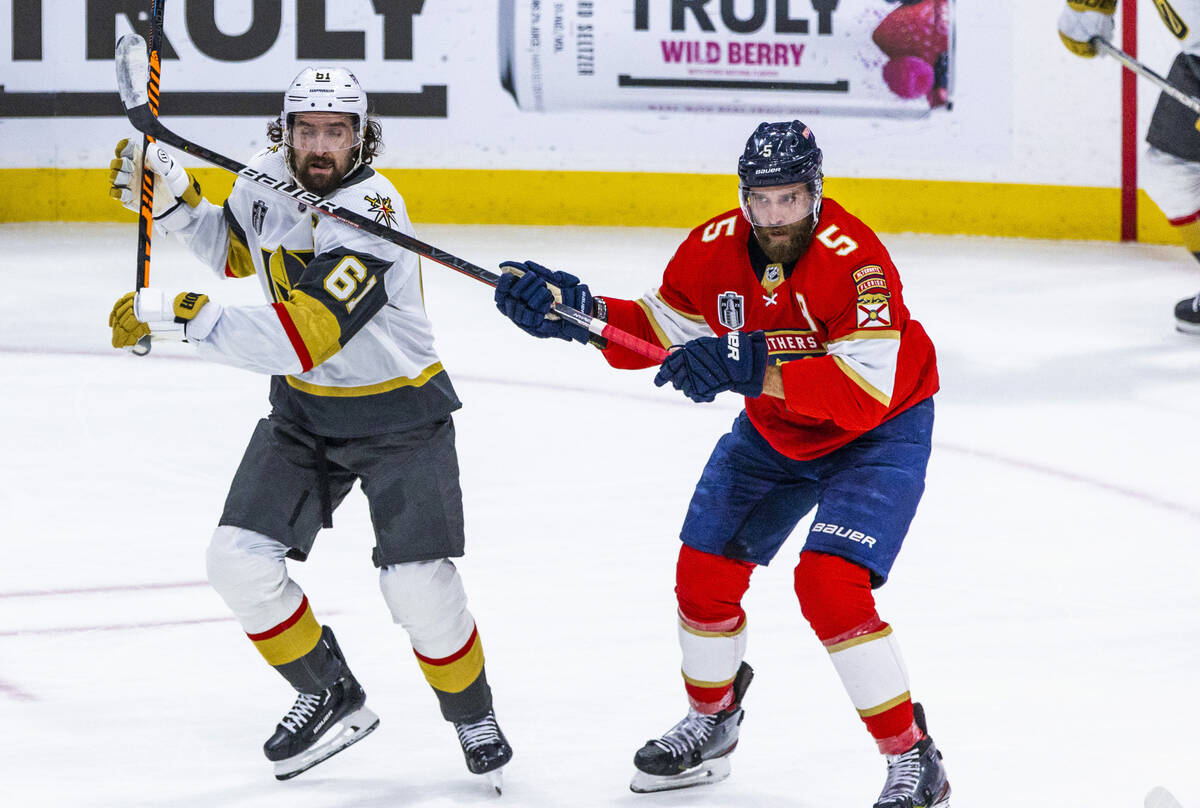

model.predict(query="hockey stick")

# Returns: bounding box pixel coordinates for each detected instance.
[1092,38,1200,130]
[112,39,669,364]
[125,1,166,356]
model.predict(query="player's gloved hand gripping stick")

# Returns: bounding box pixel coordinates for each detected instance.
[113,33,669,364]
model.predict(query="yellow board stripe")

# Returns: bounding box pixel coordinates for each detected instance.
[681,670,737,690]
[857,691,912,718]
[250,603,322,667]
[416,633,485,694]
[286,361,445,396]
[826,624,894,655]
[2,167,1177,243]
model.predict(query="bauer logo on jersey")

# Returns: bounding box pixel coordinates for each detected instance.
[251,200,269,235]
[717,291,745,330]
[365,193,398,229]
[856,292,892,329]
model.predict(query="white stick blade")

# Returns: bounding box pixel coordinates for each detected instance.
[1146,786,1184,808]
[114,34,150,110]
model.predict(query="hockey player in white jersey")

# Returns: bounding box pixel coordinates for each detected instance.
[1060,0,1200,333]
[106,68,513,788]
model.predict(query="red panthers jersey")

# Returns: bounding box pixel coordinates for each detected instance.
[599,198,939,460]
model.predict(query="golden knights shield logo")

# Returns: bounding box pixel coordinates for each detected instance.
[364,193,398,228]
[718,291,745,330]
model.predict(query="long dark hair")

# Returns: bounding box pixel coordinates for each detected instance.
[266,115,384,165]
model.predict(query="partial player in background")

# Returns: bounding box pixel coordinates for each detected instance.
[106,68,513,788]
[1059,0,1200,334]
[493,121,950,807]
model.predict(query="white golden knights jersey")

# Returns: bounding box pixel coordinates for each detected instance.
[598,199,939,460]
[168,146,459,437]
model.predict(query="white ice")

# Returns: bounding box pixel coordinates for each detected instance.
[0,221,1198,808]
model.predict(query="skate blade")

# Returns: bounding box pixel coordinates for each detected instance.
[485,768,504,795]
[629,756,731,794]
[273,706,381,781]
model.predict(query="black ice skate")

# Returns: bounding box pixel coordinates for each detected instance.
[873,703,951,808]
[629,662,754,794]
[454,708,513,794]
[263,670,380,780]
[1174,292,1200,335]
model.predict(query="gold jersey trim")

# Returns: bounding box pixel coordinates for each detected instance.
[831,356,892,406]
[286,361,446,397]
[634,299,674,349]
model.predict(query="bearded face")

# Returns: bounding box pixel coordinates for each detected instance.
[752,215,819,264]
[286,112,359,195]
[740,180,821,264]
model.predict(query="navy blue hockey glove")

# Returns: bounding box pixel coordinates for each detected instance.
[654,331,769,403]
[495,260,592,344]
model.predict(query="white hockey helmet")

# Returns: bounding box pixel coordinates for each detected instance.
[282,67,368,145]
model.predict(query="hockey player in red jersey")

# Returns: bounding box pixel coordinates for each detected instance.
[494,121,950,807]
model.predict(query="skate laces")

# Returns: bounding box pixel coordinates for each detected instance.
[878,744,923,800]
[280,692,323,734]
[456,712,502,752]
[651,710,717,758]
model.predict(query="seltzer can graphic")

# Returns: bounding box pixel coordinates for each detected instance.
[498,0,954,117]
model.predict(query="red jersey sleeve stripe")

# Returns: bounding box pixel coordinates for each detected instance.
[272,302,315,372]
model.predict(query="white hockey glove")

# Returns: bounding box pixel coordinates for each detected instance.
[1058,0,1116,58]
[108,289,215,349]
[108,138,205,227]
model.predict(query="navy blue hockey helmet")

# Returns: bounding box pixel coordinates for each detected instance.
[737,120,822,189]
[737,121,823,228]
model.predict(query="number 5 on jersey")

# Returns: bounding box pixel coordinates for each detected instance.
[817,225,858,256]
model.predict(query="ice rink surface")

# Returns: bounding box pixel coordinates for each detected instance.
[1,221,1198,808]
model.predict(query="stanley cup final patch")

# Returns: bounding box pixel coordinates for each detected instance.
[717,291,745,330]
[251,200,268,235]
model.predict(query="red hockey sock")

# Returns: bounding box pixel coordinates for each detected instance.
[794,550,920,753]
[676,545,754,711]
